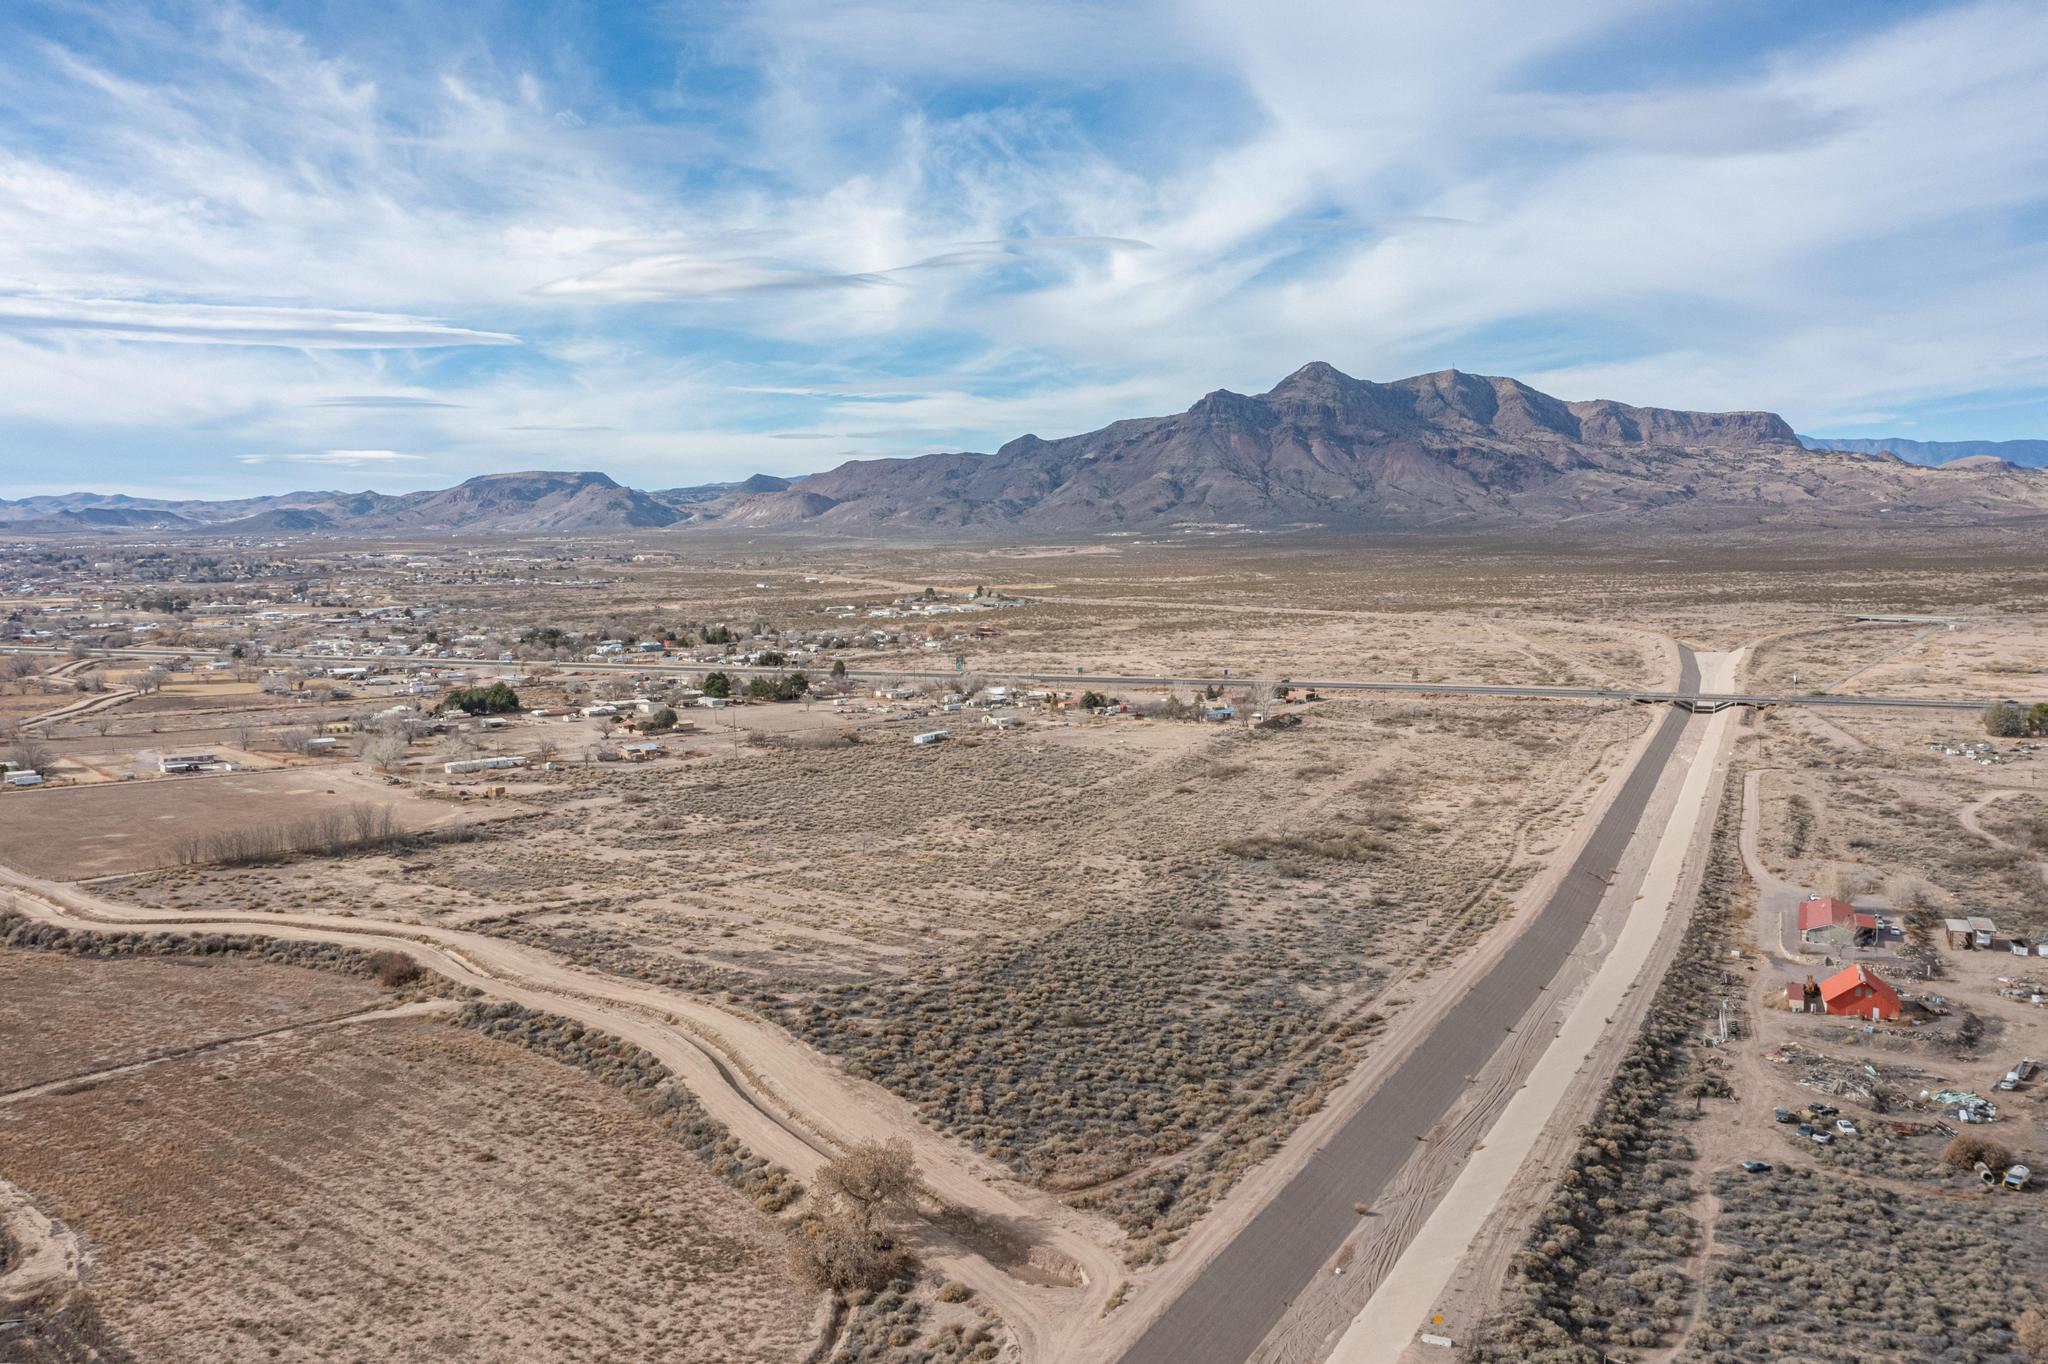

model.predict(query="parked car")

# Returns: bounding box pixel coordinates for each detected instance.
[1811,1103,1839,1117]
[1739,1160,1772,1173]
[1774,1108,1794,1124]
[1835,1118,1857,1135]
[2004,1164,2031,1190]
[1812,1131,1835,1145]
[1796,1123,1817,1138]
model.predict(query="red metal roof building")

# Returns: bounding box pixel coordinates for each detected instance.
[1799,896,1878,945]
[1817,964,1902,1021]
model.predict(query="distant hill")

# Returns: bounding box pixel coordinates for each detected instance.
[1,471,682,535]
[7,370,2048,538]
[1799,435,2048,468]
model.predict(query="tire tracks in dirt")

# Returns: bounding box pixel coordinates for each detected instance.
[0,868,1124,1358]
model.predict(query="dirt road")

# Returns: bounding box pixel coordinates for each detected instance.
[1114,651,1706,1364]
[0,867,1123,1357]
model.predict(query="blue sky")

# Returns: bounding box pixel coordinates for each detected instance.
[2,0,2046,497]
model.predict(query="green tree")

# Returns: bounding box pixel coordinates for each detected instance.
[439,681,521,715]
[641,706,677,731]
[830,659,847,679]
[1985,701,2029,737]
[746,672,811,702]
[701,671,732,698]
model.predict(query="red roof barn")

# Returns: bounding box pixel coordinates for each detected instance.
[1817,965,1902,1021]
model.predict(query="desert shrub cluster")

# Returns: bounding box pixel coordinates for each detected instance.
[1676,1170,2045,1363]
[822,1273,1000,1364]
[0,910,468,997]
[787,904,1386,1260]
[1469,771,1750,1362]
[453,1000,801,1212]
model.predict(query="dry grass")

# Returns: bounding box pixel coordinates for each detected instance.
[0,945,387,1091]
[0,952,815,1364]
[1678,1172,2045,1363]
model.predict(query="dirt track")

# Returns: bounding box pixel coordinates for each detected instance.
[0,866,1124,1357]
[0,1176,82,1311]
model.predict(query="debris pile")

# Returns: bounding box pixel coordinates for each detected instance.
[1924,1089,1999,1124]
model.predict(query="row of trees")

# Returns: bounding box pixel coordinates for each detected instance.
[1983,701,2048,737]
[173,802,400,867]
[438,681,522,716]
[700,670,811,701]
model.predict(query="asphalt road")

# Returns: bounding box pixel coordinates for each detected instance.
[1117,650,1704,1364]
[0,644,2023,711]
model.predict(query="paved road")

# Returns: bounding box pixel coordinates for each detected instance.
[0,644,2025,711]
[1118,651,1705,1364]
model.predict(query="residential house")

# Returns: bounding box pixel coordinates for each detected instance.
[1817,964,1903,1021]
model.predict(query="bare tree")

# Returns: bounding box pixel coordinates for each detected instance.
[135,665,170,695]
[2,655,38,693]
[90,714,116,738]
[786,1138,921,1295]
[7,738,53,774]
[817,1138,919,1236]
[362,732,410,771]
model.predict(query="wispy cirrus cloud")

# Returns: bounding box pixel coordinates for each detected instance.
[0,295,519,348]
[310,394,466,409]
[535,236,1151,301]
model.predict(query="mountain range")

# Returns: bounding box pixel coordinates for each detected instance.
[0,471,789,535]
[6,365,2045,537]
[1795,435,2048,469]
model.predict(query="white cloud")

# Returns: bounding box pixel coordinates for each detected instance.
[239,449,427,467]
[2,0,2046,497]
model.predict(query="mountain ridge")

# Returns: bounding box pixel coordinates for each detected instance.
[8,366,2048,536]
[721,364,2037,532]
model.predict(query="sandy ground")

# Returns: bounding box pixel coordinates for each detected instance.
[0,1176,83,1312]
